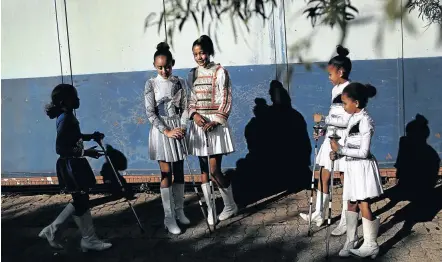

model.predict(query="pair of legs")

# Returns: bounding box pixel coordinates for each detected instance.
[159,160,184,188]
[197,154,238,225]
[317,168,344,193]
[339,199,380,258]
[158,160,190,235]
[300,167,347,235]
[39,191,112,252]
[347,200,373,220]
[198,154,231,188]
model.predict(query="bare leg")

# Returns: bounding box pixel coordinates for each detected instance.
[348,201,359,213]
[358,201,373,221]
[159,161,172,188]
[339,172,344,187]
[318,168,331,194]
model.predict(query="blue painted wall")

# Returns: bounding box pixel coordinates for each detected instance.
[2,57,442,176]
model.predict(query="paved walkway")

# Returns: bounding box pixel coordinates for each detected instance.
[2,183,442,262]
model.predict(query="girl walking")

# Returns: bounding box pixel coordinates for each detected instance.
[39,84,112,252]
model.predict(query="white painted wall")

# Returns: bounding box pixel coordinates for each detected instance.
[65,0,277,75]
[1,0,61,79]
[1,0,441,79]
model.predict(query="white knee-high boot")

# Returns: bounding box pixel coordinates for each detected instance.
[172,183,190,225]
[72,210,112,252]
[218,185,238,221]
[38,203,75,249]
[160,187,181,234]
[300,190,329,227]
[349,217,380,259]
[338,211,359,257]
[332,200,348,236]
[201,183,217,225]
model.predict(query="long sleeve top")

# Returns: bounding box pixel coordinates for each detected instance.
[187,62,232,126]
[144,74,189,134]
[56,111,85,157]
[338,109,375,160]
[324,81,352,135]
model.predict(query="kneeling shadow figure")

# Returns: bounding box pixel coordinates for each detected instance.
[230,80,312,208]
[376,114,441,256]
[100,145,135,200]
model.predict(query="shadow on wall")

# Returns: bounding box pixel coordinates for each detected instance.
[372,114,442,256]
[228,80,312,208]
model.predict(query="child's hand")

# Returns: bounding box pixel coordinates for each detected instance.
[313,132,322,140]
[193,113,207,127]
[330,139,340,152]
[84,146,103,159]
[313,113,323,123]
[165,128,185,139]
[329,151,338,160]
[203,121,219,132]
[92,131,105,142]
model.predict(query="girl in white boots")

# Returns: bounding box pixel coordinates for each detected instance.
[145,42,190,234]
[300,45,352,236]
[39,84,112,252]
[187,35,238,226]
[330,82,384,258]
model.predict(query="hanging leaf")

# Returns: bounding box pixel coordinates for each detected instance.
[179,15,188,31]
[191,11,200,31]
[144,13,157,31]
[158,11,165,34]
[202,10,206,30]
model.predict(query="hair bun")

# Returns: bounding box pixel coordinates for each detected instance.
[156,42,170,51]
[364,83,377,98]
[415,114,428,125]
[199,35,211,42]
[336,45,349,57]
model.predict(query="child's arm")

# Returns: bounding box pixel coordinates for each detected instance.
[179,78,189,129]
[325,108,351,128]
[144,80,168,133]
[213,67,232,126]
[81,132,104,142]
[338,117,373,158]
[187,69,198,120]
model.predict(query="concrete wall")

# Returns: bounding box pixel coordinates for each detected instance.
[2,0,442,176]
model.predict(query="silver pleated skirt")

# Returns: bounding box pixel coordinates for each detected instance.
[186,114,235,157]
[149,116,185,163]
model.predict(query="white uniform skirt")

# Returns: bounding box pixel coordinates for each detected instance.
[186,114,235,157]
[343,157,384,201]
[316,128,347,172]
[149,116,185,163]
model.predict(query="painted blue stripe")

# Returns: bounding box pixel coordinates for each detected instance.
[1,57,441,176]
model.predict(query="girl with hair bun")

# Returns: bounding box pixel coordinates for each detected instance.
[300,45,352,236]
[39,84,112,252]
[145,42,190,235]
[187,35,238,226]
[330,82,383,258]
